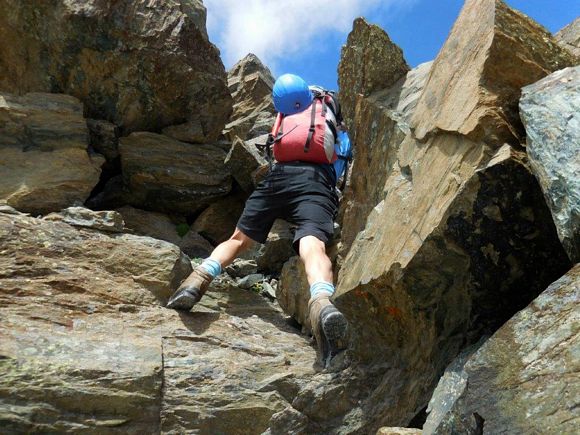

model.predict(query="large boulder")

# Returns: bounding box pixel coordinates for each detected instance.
[0,0,232,138]
[0,210,317,433]
[424,264,580,434]
[119,132,232,214]
[520,66,580,262]
[555,17,580,57]
[192,192,247,245]
[338,18,409,128]
[411,0,576,146]
[224,54,276,141]
[0,92,103,214]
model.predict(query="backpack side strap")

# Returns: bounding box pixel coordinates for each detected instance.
[304,98,319,153]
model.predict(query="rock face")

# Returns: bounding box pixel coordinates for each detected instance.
[0,92,103,214]
[119,132,231,214]
[0,210,317,433]
[424,264,580,434]
[411,0,576,146]
[0,0,232,139]
[338,60,432,252]
[338,18,409,128]
[520,66,580,262]
[224,54,276,141]
[555,17,580,57]
[277,257,311,333]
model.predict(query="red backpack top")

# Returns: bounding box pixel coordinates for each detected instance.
[270,88,341,164]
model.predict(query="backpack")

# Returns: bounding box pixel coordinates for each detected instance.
[270,86,342,164]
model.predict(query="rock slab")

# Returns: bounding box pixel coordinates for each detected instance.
[411,0,576,145]
[0,92,103,214]
[520,66,580,262]
[425,264,580,434]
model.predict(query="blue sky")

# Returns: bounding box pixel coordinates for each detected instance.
[206,0,579,91]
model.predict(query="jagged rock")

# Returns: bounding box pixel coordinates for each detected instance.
[425,264,580,435]
[237,273,264,289]
[338,17,409,128]
[277,257,311,334]
[411,0,576,146]
[224,54,276,141]
[119,132,231,215]
[0,92,103,214]
[256,219,296,274]
[0,211,317,433]
[225,135,269,193]
[422,342,484,434]
[0,0,232,138]
[192,192,246,245]
[87,118,119,161]
[332,142,570,431]
[520,66,580,262]
[555,17,580,57]
[338,61,432,252]
[44,206,124,232]
[377,429,422,435]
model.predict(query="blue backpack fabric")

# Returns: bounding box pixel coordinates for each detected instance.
[333,130,353,190]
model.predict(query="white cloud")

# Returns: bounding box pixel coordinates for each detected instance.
[205,0,415,71]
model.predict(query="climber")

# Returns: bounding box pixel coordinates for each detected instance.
[167,73,351,369]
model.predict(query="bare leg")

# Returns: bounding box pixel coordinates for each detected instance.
[166,228,255,310]
[209,227,255,268]
[298,235,333,285]
[299,235,347,368]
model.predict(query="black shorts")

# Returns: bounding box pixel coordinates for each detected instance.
[237,162,339,252]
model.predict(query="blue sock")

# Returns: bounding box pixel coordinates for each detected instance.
[310,281,335,298]
[199,258,221,278]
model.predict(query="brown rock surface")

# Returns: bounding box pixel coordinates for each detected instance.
[277,256,311,334]
[119,132,231,215]
[555,17,580,57]
[192,192,247,245]
[338,61,432,253]
[0,92,103,214]
[0,211,317,433]
[225,135,268,193]
[224,54,276,141]
[0,0,232,138]
[411,0,576,146]
[338,17,409,128]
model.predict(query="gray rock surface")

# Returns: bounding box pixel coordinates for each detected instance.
[426,264,580,434]
[0,92,103,214]
[555,17,580,57]
[44,206,125,232]
[520,66,580,262]
[0,0,232,138]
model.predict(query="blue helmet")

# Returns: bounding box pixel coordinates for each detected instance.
[272,73,313,115]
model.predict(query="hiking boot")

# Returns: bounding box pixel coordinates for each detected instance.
[166,267,213,310]
[308,293,348,368]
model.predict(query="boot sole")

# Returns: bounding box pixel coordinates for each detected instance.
[321,309,348,350]
[166,289,200,311]
[319,306,348,367]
